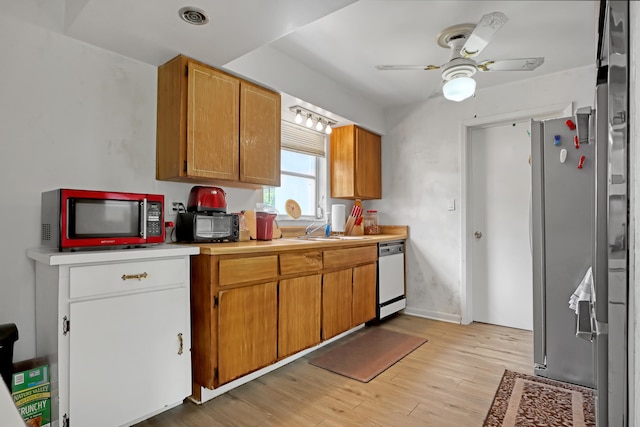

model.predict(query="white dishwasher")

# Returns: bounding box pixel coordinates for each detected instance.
[377,240,407,319]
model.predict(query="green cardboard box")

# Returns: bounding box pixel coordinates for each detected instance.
[12,364,51,427]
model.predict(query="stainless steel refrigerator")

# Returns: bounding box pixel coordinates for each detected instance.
[532,1,629,425]
[531,114,596,389]
[591,1,629,425]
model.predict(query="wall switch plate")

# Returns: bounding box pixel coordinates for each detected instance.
[447,199,456,211]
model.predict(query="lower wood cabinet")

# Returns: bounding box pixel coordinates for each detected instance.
[322,262,377,340]
[191,243,379,391]
[218,282,278,385]
[322,246,378,339]
[352,263,378,325]
[278,275,322,358]
[322,269,353,340]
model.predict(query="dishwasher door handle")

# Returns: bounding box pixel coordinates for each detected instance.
[379,244,404,257]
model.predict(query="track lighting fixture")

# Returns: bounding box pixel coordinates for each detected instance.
[289,105,338,135]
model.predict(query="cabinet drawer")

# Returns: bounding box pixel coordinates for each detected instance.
[279,251,323,275]
[69,258,187,299]
[219,255,278,286]
[323,246,377,270]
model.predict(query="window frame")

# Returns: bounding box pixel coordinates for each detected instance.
[264,148,327,223]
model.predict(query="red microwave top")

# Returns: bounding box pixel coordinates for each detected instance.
[42,189,165,250]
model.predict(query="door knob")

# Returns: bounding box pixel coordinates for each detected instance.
[474,231,482,239]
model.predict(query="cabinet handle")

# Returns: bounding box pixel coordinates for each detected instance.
[178,332,184,355]
[304,253,322,264]
[121,272,148,281]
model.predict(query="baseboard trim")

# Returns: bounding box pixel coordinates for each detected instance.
[190,324,365,405]
[403,307,461,324]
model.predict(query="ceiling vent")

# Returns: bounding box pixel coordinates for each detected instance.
[179,7,209,25]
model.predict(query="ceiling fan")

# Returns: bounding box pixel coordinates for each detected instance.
[376,12,544,102]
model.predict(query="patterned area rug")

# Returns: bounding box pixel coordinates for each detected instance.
[484,370,595,427]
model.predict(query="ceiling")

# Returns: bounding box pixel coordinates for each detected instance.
[269,1,597,108]
[22,1,598,116]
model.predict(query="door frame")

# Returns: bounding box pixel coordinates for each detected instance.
[459,103,573,325]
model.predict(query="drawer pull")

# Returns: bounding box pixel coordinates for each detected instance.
[178,333,184,355]
[304,254,321,264]
[121,272,148,281]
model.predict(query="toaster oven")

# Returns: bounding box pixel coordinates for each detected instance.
[176,212,239,243]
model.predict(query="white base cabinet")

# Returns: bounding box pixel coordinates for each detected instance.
[27,245,199,427]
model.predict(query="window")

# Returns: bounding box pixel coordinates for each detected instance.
[263,121,327,220]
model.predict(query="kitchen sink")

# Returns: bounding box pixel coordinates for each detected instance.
[288,235,369,241]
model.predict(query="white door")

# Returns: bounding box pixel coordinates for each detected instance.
[470,121,533,330]
[69,288,189,427]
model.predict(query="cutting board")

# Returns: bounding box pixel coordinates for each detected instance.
[273,222,282,239]
[243,210,257,240]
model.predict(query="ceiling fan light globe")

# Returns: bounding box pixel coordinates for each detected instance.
[443,76,476,102]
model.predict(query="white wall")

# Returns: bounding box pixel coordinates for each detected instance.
[0,14,262,362]
[369,66,596,322]
[225,45,387,136]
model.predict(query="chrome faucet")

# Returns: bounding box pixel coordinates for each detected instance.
[305,222,328,236]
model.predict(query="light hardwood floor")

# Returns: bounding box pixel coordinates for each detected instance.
[135,314,533,427]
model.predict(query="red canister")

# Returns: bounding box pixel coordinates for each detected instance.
[255,212,277,240]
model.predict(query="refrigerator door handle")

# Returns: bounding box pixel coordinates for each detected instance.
[574,106,594,145]
[528,186,532,256]
[575,299,594,341]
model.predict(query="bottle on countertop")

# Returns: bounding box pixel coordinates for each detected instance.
[364,210,379,235]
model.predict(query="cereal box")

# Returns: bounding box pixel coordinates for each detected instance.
[12,364,51,427]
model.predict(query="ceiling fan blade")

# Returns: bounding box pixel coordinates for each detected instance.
[375,65,440,71]
[477,57,545,72]
[461,12,508,58]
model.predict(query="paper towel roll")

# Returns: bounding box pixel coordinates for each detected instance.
[331,204,346,232]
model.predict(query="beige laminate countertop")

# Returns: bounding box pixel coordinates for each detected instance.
[193,226,408,256]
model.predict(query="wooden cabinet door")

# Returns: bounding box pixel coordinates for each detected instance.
[352,263,377,326]
[355,127,382,199]
[240,82,281,186]
[278,275,322,358]
[330,125,382,199]
[322,269,353,340]
[186,61,240,180]
[69,288,189,427]
[217,282,277,385]
[330,125,356,198]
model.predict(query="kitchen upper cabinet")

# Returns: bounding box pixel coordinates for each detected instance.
[330,124,382,200]
[156,54,281,187]
[240,82,281,186]
[217,282,278,385]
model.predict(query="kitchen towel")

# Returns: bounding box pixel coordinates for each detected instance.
[569,267,593,314]
[331,204,346,232]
